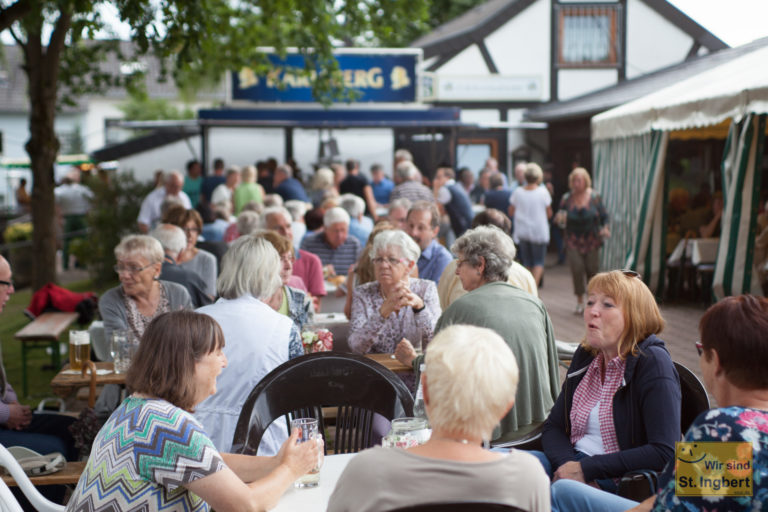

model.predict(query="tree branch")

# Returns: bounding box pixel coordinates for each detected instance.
[46,6,73,75]
[0,0,31,33]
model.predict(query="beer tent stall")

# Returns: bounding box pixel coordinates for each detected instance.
[590,41,768,300]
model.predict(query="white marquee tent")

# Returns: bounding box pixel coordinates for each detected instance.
[591,41,768,299]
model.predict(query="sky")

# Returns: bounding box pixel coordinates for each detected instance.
[6,1,768,49]
[667,0,768,47]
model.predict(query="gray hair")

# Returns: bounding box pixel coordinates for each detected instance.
[451,225,517,283]
[164,170,183,185]
[260,206,292,229]
[150,224,186,256]
[408,201,440,229]
[340,194,365,219]
[312,167,335,190]
[388,198,412,215]
[263,194,284,208]
[217,235,281,300]
[395,161,419,181]
[276,164,293,178]
[114,234,164,265]
[524,163,543,184]
[425,325,519,441]
[323,207,350,228]
[284,200,308,222]
[394,148,413,162]
[236,211,261,236]
[370,229,421,264]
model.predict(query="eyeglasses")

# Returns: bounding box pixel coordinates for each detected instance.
[695,341,703,357]
[183,227,200,234]
[372,257,404,266]
[113,263,154,275]
[621,269,642,280]
[456,258,471,267]
[0,279,13,288]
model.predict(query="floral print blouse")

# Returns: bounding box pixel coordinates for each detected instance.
[348,278,440,354]
[560,191,609,254]
[653,407,768,511]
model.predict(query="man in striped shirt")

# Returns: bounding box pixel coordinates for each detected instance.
[300,207,362,276]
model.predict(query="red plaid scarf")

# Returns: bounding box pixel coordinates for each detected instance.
[570,353,626,453]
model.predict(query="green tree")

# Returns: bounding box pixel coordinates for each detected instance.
[0,0,429,290]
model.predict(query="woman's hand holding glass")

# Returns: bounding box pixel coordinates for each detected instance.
[278,428,321,480]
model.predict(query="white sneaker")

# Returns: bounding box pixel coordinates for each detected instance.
[574,303,584,315]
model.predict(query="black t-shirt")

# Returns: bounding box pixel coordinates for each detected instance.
[340,174,372,215]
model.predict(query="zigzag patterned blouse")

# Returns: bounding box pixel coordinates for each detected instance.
[67,396,226,511]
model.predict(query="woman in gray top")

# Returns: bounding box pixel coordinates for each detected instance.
[162,205,218,296]
[99,235,192,341]
[328,324,550,512]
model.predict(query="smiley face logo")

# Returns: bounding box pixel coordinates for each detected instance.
[677,443,706,464]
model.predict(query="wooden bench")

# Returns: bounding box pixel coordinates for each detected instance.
[14,312,79,397]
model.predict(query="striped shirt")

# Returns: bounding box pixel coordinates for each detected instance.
[300,232,362,275]
[390,181,434,204]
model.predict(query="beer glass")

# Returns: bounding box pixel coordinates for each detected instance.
[69,330,91,371]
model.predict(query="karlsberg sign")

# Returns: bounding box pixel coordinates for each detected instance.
[232,50,420,103]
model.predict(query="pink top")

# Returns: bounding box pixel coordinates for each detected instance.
[293,249,326,297]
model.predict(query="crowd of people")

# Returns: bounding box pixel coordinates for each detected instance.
[4,151,767,511]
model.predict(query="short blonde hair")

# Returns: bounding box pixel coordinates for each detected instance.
[312,168,335,190]
[114,235,164,265]
[583,270,665,358]
[524,163,543,184]
[241,165,257,183]
[217,235,281,300]
[568,167,592,190]
[425,325,519,440]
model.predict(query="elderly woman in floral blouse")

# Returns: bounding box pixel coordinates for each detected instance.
[348,230,440,355]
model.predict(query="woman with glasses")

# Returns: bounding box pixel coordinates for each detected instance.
[99,235,192,341]
[550,294,768,512]
[533,270,680,504]
[348,229,439,355]
[162,205,218,297]
[397,224,558,440]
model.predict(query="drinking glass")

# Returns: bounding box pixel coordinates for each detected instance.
[69,330,91,371]
[290,418,323,488]
[111,330,138,374]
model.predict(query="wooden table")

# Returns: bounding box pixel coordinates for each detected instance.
[50,362,125,398]
[15,312,79,397]
[1,461,87,487]
[365,353,412,373]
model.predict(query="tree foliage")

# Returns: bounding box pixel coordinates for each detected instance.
[0,0,430,289]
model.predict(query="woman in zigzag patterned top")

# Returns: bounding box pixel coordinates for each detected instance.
[66,311,319,512]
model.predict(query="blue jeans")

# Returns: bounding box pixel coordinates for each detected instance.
[551,479,639,512]
[0,412,77,461]
[528,450,619,493]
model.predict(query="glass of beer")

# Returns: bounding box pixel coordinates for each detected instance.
[291,418,323,488]
[69,330,91,371]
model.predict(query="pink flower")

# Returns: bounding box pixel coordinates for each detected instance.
[737,410,768,434]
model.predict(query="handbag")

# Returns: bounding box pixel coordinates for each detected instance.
[2,446,66,477]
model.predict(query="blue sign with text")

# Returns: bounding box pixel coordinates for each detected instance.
[231,52,419,103]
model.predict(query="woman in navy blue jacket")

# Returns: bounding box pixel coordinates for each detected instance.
[536,270,681,495]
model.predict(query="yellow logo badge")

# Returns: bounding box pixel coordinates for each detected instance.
[675,442,753,496]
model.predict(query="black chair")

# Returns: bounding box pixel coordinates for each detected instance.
[388,503,525,512]
[231,352,414,455]
[618,361,710,501]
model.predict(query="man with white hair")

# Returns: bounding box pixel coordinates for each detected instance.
[137,170,192,233]
[261,206,326,305]
[151,224,212,308]
[339,194,371,245]
[273,164,309,202]
[300,207,362,276]
[387,198,411,231]
[390,162,433,203]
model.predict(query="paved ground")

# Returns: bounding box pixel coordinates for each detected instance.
[538,257,709,397]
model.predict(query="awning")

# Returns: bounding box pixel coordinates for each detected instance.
[592,45,768,140]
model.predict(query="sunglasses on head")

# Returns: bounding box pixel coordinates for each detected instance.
[695,341,703,356]
[621,269,642,280]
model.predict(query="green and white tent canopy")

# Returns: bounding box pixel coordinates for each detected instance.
[591,43,768,299]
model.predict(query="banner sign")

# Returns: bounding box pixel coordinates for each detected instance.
[232,51,420,103]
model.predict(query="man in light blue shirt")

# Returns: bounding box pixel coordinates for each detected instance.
[371,164,394,205]
[407,201,452,284]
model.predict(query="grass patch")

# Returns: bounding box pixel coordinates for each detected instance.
[1,279,117,406]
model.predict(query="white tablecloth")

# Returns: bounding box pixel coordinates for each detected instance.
[667,238,719,266]
[273,453,355,512]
